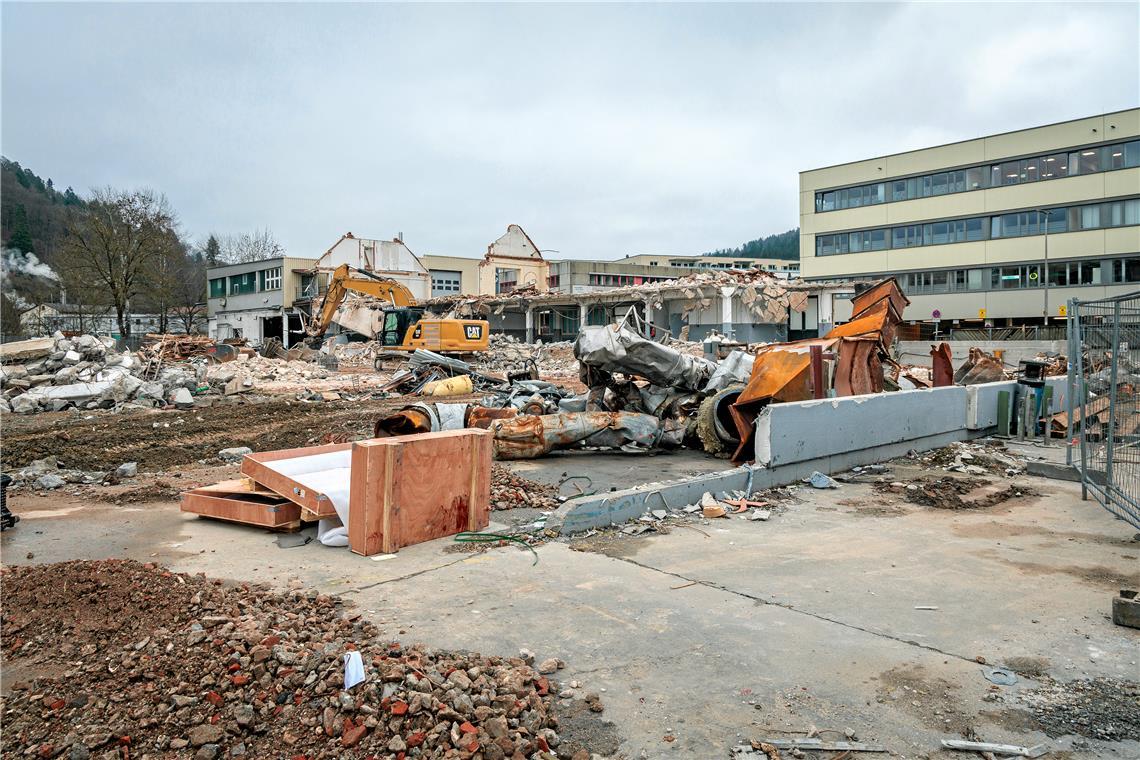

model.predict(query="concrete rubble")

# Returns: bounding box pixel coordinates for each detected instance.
[1,559,600,759]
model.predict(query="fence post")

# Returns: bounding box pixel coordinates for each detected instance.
[1065,298,1077,466]
[1074,303,1089,500]
[1104,300,1121,499]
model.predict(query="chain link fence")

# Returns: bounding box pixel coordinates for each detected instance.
[1067,293,1140,529]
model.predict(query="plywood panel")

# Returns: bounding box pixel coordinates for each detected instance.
[181,489,301,528]
[241,442,353,518]
[349,429,491,556]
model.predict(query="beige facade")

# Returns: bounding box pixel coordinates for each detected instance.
[421,254,482,297]
[800,109,1140,324]
[476,224,550,295]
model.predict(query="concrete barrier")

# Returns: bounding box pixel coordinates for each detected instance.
[551,378,1071,534]
[754,386,967,467]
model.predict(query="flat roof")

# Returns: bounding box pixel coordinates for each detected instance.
[800,107,1139,175]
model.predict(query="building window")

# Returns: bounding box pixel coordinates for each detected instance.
[815,139,1140,212]
[209,278,226,298]
[229,272,256,295]
[1112,258,1140,283]
[259,267,282,291]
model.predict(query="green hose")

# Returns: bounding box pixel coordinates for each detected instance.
[453,531,539,565]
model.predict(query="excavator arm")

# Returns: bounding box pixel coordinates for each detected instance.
[305,263,416,343]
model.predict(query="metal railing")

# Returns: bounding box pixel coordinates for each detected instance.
[1068,293,1140,529]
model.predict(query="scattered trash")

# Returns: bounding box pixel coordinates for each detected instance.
[809,471,840,489]
[982,666,1019,685]
[343,649,366,689]
[939,740,1049,757]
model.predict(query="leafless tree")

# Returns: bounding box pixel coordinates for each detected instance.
[59,188,181,338]
[220,227,284,263]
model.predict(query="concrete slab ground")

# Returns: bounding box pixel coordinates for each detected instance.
[3,454,1138,759]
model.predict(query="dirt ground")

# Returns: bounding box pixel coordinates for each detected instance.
[0,395,483,473]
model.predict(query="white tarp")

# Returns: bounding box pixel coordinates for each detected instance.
[261,450,352,547]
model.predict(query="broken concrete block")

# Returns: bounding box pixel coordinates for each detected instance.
[224,376,252,396]
[116,462,138,478]
[218,447,253,463]
[1,364,29,383]
[749,509,771,521]
[6,378,32,391]
[48,399,70,412]
[0,337,54,363]
[35,473,66,490]
[26,375,54,387]
[62,350,82,364]
[171,387,194,408]
[10,395,41,414]
[136,381,164,400]
[0,398,10,413]
[809,471,839,489]
[54,366,79,385]
[24,380,112,405]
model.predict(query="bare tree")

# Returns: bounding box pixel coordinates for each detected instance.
[220,227,284,263]
[59,188,181,339]
[171,251,207,333]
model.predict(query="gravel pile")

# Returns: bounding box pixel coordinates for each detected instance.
[1018,676,1140,741]
[491,464,562,511]
[2,559,597,759]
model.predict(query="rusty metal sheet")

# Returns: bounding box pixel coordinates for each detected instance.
[490,411,678,460]
[931,342,954,387]
[466,406,518,429]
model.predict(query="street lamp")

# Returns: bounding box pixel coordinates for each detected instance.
[1035,208,1052,325]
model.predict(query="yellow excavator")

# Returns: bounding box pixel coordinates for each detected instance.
[304,264,489,353]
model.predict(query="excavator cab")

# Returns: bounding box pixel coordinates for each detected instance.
[378,308,426,347]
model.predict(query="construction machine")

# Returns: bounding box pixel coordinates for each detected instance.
[304,264,489,353]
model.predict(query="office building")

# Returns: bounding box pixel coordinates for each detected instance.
[800,109,1140,325]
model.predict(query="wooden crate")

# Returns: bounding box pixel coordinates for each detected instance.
[348,429,492,556]
[181,482,301,529]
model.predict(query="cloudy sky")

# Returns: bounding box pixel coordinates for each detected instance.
[2,2,1137,261]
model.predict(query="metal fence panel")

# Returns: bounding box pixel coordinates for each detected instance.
[1068,293,1140,529]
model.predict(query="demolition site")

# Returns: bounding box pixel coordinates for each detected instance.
[1,259,1138,760]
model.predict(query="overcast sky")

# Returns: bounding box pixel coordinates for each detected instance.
[2,2,1137,261]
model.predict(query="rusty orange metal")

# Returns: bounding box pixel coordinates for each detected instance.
[466,406,519,429]
[729,278,910,463]
[931,342,954,387]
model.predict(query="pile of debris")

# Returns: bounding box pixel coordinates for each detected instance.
[1,559,588,759]
[0,334,203,414]
[491,463,562,511]
[208,354,332,389]
[138,333,227,361]
[5,455,139,491]
[911,440,1025,476]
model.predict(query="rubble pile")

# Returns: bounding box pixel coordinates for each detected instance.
[5,455,139,492]
[208,354,332,387]
[491,463,561,511]
[0,334,203,415]
[2,559,589,759]
[912,440,1025,476]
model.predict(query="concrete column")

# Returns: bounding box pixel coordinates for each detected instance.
[818,292,835,336]
[525,308,535,344]
[281,308,290,348]
[719,286,736,339]
[579,302,588,329]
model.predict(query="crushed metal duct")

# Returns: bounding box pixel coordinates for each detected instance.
[575,324,716,393]
[490,411,684,460]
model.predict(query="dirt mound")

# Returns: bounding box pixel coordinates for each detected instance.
[0,397,412,473]
[1,560,587,759]
[881,477,1034,510]
[3,559,194,652]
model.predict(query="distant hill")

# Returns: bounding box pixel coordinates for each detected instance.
[705,228,799,261]
[1,157,85,258]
